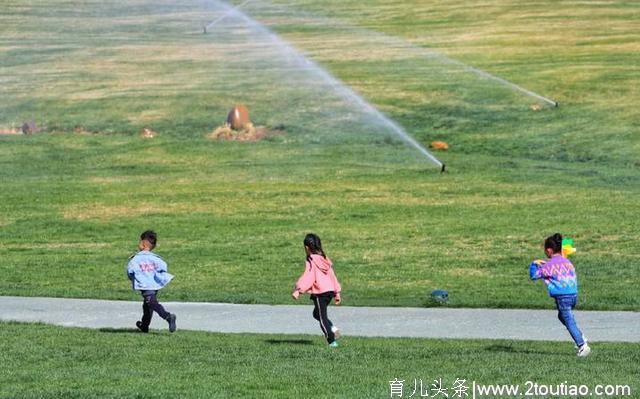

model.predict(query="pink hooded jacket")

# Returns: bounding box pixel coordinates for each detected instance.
[294,254,342,297]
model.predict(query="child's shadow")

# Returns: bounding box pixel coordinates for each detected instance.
[98,328,143,334]
[484,343,564,357]
[264,339,314,345]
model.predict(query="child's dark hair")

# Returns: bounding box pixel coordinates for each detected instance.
[544,233,563,254]
[140,230,157,248]
[304,233,326,258]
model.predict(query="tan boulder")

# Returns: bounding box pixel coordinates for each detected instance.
[227,104,251,130]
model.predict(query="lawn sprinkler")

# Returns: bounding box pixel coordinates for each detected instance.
[532,100,559,111]
[425,141,448,173]
[430,289,448,305]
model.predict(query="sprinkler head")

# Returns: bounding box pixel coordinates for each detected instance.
[554,101,559,108]
[440,164,447,173]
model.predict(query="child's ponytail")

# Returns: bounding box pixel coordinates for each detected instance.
[304,233,326,258]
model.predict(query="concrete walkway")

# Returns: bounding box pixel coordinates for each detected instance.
[0,296,637,342]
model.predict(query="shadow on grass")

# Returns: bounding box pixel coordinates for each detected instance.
[483,343,565,356]
[264,339,314,345]
[98,328,143,334]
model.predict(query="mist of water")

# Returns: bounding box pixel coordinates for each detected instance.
[203,0,444,168]
[242,0,558,107]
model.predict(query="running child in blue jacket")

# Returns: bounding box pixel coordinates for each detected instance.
[127,230,177,333]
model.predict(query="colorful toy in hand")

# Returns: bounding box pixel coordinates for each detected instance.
[562,238,576,257]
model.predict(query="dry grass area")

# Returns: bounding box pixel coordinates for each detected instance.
[446,267,489,277]
[60,203,211,221]
[60,193,279,221]
[208,123,284,141]
[0,242,111,250]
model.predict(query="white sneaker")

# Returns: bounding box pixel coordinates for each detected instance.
[574,336,588,349]
[331,326,341,339]
[577,343,591,357]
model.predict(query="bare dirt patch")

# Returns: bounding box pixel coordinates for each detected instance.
[208,123,284,142]
[0,126,22,135]
[0,122,40,135]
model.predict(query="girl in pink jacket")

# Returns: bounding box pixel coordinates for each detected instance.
[292,233,342,347]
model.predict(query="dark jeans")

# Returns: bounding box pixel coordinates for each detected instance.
[140,290,170,328]
[311,292,336,344]
[555,294,585,347]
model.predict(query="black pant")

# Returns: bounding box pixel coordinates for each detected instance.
[311,292,335,343]
[140,290,170,328]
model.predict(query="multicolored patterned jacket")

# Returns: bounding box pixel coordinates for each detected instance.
[529,254,578,297]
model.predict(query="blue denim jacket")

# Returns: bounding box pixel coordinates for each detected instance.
[127,250,174,290]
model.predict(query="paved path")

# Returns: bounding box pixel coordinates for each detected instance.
[0,296,637,342]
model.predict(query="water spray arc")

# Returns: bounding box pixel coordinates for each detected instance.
[441,58,558,107]
[204,0,444,169]
[204,0,253,32]
[246,1,558,108]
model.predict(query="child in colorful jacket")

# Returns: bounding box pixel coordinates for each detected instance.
[127,230,177,333]
[292,233,342,347]
[530,233,590,357]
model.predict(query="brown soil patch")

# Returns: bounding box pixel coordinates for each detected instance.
[208,123,283,142]
[0,127,22,135]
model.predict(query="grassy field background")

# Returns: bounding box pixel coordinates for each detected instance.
[0,322,637,398]
[1,0,639,310]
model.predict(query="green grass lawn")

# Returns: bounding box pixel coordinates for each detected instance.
[1,0,639,310]
[0,322,637,398]
[0,134,638,310]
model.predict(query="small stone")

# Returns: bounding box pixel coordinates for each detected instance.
[141,128,156,138]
